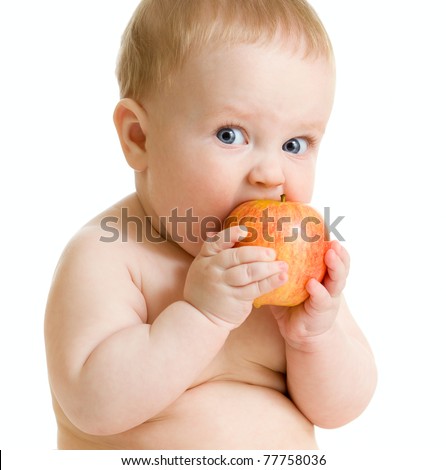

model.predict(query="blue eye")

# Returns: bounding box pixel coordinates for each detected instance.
[282,137,308,155]
[216,127,245,145]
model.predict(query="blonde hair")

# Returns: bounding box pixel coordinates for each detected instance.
[116,0,333,102]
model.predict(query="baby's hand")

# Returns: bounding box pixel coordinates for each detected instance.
[272,240,350,348]
[184,226,288,330]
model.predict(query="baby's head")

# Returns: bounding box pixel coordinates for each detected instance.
[114,0,336,254]
[116,0,333,102]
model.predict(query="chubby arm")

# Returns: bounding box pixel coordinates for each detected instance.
[272,241,377,428]
[284,296,377,428]
[45,230,229,435]
[45,226,286,436]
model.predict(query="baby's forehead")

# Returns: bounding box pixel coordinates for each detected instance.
[160,37,334,101]
[149,41,335,134]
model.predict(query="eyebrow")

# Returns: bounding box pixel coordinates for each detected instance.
[206,103,257,121]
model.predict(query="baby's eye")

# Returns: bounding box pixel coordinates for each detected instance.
[216,127,246,145]
[282,137,308,155]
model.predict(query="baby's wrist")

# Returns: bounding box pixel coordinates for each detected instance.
[182,300,236,333]
[285,323,341,354]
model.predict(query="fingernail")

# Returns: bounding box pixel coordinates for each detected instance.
[266,248,276,259]
[279,261,288,271]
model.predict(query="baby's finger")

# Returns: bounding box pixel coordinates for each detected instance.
[305,278,335,314]
[238,271,288,301]
[219,245,277,269]
[323,249,347,297]
[200,225,248,257]
[330,240,350,276]
[224,261,288,287]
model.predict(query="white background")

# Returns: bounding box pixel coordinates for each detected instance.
[1,1,445,468]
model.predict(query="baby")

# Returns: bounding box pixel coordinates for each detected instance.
[45,0,377,449]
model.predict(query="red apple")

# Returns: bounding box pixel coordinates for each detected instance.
[225,195,329,307]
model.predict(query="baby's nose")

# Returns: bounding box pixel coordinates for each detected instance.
[247,154,285,189]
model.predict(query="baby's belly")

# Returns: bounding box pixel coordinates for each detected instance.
[58,381,317,450]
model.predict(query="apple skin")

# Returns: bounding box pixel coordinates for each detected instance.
[225,195,329,308]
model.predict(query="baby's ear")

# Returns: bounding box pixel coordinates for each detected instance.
[113,98,149,172]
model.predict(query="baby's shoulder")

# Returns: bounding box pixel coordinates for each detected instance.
[47,196,152,325]
[56,194,152,280]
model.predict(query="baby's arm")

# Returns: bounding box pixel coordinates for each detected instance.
[272,241,377,428]
[45,226,285,436]
[284,296,377,428]
[45,229,227,436]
